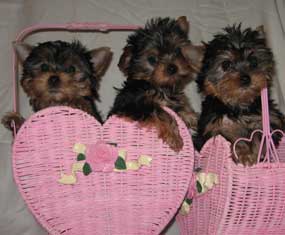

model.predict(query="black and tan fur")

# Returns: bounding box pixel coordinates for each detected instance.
[195,24,285,166]
[109,16,204,152]
[2,40,112,133]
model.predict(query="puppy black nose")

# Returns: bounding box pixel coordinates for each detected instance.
[48,75,60,87]
[166,64,178,75]
[240,74,251,86]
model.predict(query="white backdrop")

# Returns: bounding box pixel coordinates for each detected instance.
[0,0,284,234]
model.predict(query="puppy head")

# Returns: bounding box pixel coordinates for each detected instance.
[14,40,112,108]
[197,24,274,108]
[118,16,204,88]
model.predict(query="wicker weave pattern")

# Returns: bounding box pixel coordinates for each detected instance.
[176,135,285,235]
[13,106,194,235]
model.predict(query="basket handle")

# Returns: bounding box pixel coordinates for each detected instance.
[260,87,284,162]
[233,87,284,163]
[12,22,141,113]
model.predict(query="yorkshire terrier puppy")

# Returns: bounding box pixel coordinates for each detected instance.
[2,40,112,133]
[109,16,204,152]
[195,24,285,166]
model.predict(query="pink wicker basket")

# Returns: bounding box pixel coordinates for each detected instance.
[176,88,285,235]
[11,23,195,235]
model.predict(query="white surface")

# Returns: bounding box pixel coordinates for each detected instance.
[0,0,284,234]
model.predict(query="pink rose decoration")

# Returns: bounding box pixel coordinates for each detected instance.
[86,141,118,172]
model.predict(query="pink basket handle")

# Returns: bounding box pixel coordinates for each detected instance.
[233,87,284,163]
[12,22,141,114]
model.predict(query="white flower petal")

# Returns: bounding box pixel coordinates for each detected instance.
[197,172,206,185]
[73,143,86,154]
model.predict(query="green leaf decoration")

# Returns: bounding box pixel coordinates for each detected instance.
[185,198,193,205]
[77,153,86,161]
[83,162,92,175]
[196,181,203,193]
[115,156,127,170]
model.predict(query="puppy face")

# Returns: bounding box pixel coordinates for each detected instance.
[198,25,274,108]
[118,16,204,88]
[15,41,112,106]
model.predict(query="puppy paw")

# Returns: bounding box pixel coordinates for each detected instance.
[1,112,25,133]
[142,111,184,152]
[233,141,258,166]
[160,126,184,152]
[236,154,257,166]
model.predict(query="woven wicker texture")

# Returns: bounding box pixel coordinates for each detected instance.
[176,135,285,235]
[13,106,194,235]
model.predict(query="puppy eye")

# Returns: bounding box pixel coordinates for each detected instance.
[65,65,76,73]
[221,60,232,71]
[249,56,258,69]
[147,55,157,65]
[40,63,49,72]
[175,48,181,56]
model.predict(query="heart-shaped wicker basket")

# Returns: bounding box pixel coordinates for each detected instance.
[11,23,195,235]
[176,88,285,235]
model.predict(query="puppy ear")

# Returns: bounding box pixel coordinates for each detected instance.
[256,25,265,39]
[89,47,113,78]
[13,42,33,63]
[181,44,205,72]
[118,46,132,76]
[176,16,189,34]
